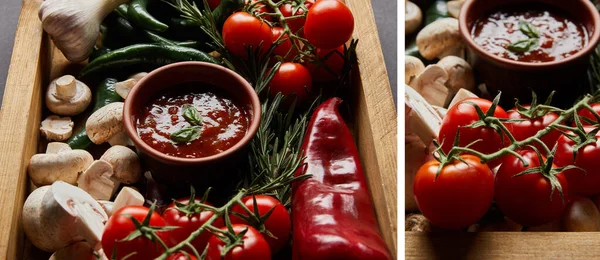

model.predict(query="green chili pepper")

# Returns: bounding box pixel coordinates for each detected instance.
[128,0,169,32]
[212,0,245,30]
[115,4,129,17]
[80,44,219,78]
[67,78,122,149]
[143,30,202,48]
[89,46,112,62]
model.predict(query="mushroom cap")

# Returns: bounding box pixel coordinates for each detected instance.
[409,65,449,107]
[107,131,134,147]
[77,160,119,200]
[437,56,475,92]
[447,0,466,19]
[40,115,74,141]
[46,75,92,116]
[405,56,426,85]
[405,1,423,35]
[112,187,145,214]
[28,149,94,186]
[416,18,463,60]
[100,145,142,184]
[86,102,124,144]
[115,79,136,100]
[46,142,72,154]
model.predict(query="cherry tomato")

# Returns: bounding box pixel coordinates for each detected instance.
[495,150,569,227]
[272,27,296,60]
[167,252,198,260]
[554,126,600,196]
[576,103,600,125]
[222,12,272,58]
[304,0,354,49]
[305,45,345,82]
[438,98,512,168]
[206,224,271,260]
[230,195,291,254]
[507,106,561,151]
[268,62,312,104]
[102,206,174,260]
[413,155,495,229]
[279,0,315,34]
[245,0,273,22]
[206,0,221,10]
[163,198,224,254]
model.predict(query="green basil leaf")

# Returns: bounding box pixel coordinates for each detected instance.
[170,126,202,143]
[182,104,203,126]
[507,38,539,53]
[519,20,539,38]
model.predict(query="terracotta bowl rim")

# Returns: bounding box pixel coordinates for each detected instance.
[123,61,261,165]
[459,0,600,69]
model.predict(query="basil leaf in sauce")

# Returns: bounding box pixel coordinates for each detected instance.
[170,126,202,143]
[182,104,203,126]
[519,20,540,38]
[507,38,539,54]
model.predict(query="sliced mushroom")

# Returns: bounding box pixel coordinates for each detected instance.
[22,182,108,252]
[448,88,478,109]
[40,115,74,141]
[416,18,464,60]
[437,56,475,107]
[115,79,136,99]
[86,102,124,144]
[128,72,148,82]
[46,142,72,154]
[46,75,92,116]
[405,56,425,85]
[50,241,108,260]
[100,145,142,184]
[405,1,423,35]
[107,131,134,147]
[28,149,94,186]
[77,160,119,200]
[409,65,449,107]
[97,200,114,217]
[112,187,145,215]
[447,0,466,19]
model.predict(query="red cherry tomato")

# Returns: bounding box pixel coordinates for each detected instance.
[304,0,354,49]
[554,126,600,196]
[576,103,600,125]
[245,0,273,22]
[167,252,198,260]
[102,206,174,260]
[507,106,561,151]
[163,198,224,254]
[279,0,315,34]
[206,224,271,260]
[222,12,272,58]
[230,195,291,254]
[438,98,512,168]
[413,155,495,229]
[305,45,345,82]
[272,27,296,60]
[206,0,221,10]
[268,62,312,104]
[495,150,569,227]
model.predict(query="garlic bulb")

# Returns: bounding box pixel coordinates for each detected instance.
[39,0,129,62]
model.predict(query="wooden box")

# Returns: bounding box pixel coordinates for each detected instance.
[0,0,397,258]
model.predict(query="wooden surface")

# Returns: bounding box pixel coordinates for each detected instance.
[406,232,600,259]
[0,0,45,259]
[345,0,398,256]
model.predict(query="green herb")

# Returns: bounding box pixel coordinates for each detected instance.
[170,126,202,143]
[182,104,203,125]
[507,38,539,53]
[519,20,539,38]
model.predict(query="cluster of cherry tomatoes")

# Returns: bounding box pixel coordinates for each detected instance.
[414,98,600,230]
[101,195,290,259]
[221,0,354,104]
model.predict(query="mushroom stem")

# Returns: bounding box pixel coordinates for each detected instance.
[55,75,77,100]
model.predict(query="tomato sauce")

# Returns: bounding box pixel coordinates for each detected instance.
[137,84,249,158]
[471,8,588,62]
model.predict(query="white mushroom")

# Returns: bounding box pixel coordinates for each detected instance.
[416,18,464,60]
[100,145,142,184]
[77,160,120,200]
[39,0,130,62]
[447,0,466,19]
[437,56,475,92]
[115,79,136,100]
[405,1,423,35]
[40,115,74,141]
[97,200,114,217]
[129,72,148,82]
[107,131,134,147]
[111,187,145,215]
[405,56,425,85]
[86,102,124,144]
[50,241,108,260]
[46,142,72,154]
[448,88,478,109]
[46,75,92,116]
[22,182,107,252]
[409,65,449,107]
[28,148,94,186]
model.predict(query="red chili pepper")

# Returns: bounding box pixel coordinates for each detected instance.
[292,98,391,260]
